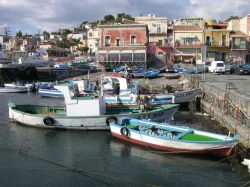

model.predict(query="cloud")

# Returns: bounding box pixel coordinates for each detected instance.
[0,0,250,34]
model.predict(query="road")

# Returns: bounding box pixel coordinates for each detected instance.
[195,73,250,97]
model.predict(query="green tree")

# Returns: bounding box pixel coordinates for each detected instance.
[225,16,240,22]
[43,31,50,40]
[77,46,89,54]
[116,13,134,23]
[16,30,22,38]
[104,14,115,22]
[57,39,70,49]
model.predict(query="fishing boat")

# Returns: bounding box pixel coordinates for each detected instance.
[38,88,64,98]
[164,73,181,79]
[110,118,240,157]
[9,82,179,130]
[0,86,28,93]
[104,88,200,105]
[38,79,92,98]
[144,68,160,79]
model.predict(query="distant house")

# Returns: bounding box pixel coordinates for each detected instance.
[227,15,250,63]
[135,14,168,46]
[87,27,100,54]
[204,20,230,62]
[173,25,204,63]
[98,23,149,67]
[147,42,173,65]
[229,31,247,64]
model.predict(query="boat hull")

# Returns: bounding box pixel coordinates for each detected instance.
[111,132,234,156]
[0,88,28,93]
[38,89,64,98]
[9,104,179,130]
[105,89,200,104]
[110,124,238,157]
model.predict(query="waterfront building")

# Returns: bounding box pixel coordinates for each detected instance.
[87,27,100,54]
[20,37,40,52]
[239,14,250,63]
[227,15,250,63]
[98,23,148,67]
[135,14,168,46]
[229,31,247,64]
[204,20,230,62]
[173,25,204,63]
[147,42,173,66]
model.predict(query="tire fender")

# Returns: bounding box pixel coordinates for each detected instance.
[43,116,55,126]
[106,116,118,126]
[120,127,130,137]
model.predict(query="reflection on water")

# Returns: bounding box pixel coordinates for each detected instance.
[0,93,249,186]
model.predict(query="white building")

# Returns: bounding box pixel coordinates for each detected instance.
[135,14,168,46]
[67,33,86,41]
[174,18,204,28]
[87,27,100,54]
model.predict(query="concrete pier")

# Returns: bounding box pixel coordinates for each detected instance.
[192,74,250,148]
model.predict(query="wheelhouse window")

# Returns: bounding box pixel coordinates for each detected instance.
[131,36,137,44]
[105,36,111,46]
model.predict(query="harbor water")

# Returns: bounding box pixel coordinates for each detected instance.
[0,93,250,187]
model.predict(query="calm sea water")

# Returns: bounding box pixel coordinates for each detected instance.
[0,93,249,187]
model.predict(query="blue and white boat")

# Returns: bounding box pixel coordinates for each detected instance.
[105,88,200,105]
[110,118,240,157]
[38,88,64,98]
[0,86,28,93]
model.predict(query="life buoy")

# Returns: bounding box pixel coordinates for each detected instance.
[105,116,118,126]
[120,127,129,137]
[43,116,55,126]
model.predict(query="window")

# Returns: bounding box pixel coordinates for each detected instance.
[221,35,226,46]
[105,36,111,46]
[131,36,137,44]
[184,38,194,44]
[158,40,163,46]
[116,38,120,46]
[240,39,246,45]
[89,32,92,37]
[157,24,161,33]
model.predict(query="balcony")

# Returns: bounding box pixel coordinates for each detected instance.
[205,41,230,47]
[231,44,246,50]
[175,43,203,48]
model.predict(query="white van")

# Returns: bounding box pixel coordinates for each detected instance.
[208,61,225,74]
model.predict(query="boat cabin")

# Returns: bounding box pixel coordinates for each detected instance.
[54,83,106,117]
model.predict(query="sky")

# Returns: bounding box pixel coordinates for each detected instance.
[0,0,250,35]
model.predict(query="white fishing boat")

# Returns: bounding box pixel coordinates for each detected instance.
[0,85,28,93]
[9,82,179,130]
[38,88,64,98]
[110,118,240,157]
[104,88,200,105]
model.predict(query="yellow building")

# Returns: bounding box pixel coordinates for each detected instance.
[173,25,204,63]
[204,21,230,62]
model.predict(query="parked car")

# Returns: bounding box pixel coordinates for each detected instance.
[208,61,225,74]
[113,66,126,73]
[131,66,146,78]
[238,64,250,75]
[165,64,175,73]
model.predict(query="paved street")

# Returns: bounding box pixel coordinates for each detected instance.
[196,74,250,97]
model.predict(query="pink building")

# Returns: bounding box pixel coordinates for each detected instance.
[147,42,173,65]
[98,23,149,67]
